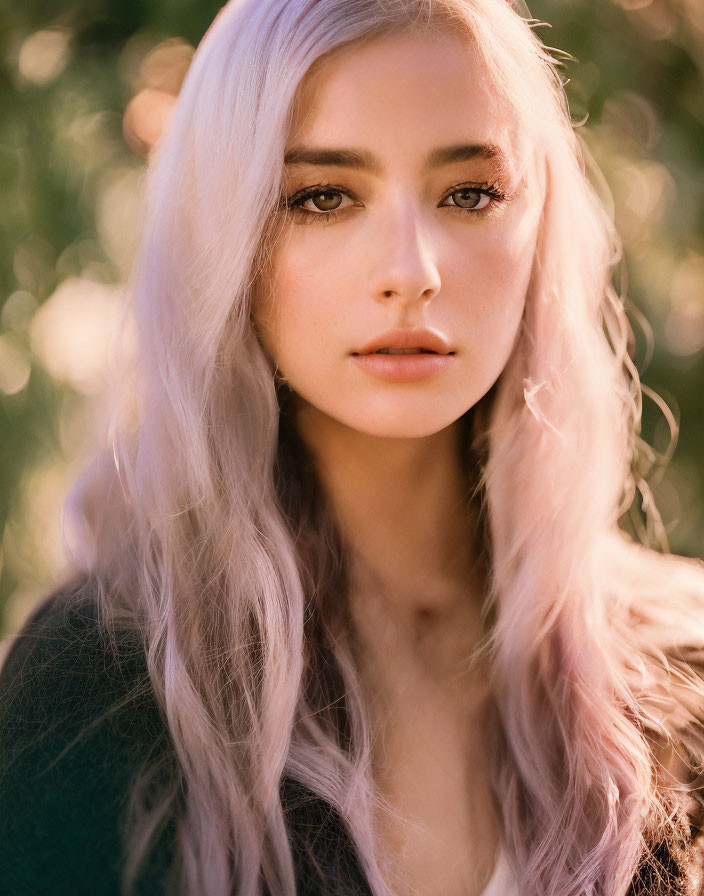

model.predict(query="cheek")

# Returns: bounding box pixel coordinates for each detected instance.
[456,206,539,335]
[257,240,351,371]
[251,286,282,365]
[275,262,323,356]
[253,236,315,360]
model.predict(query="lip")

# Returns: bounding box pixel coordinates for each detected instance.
[351,352,455,382]
[352,327,454,356]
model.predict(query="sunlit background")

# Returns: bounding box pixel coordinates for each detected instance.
[1,0,703,637]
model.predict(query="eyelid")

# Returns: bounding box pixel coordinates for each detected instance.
[285,183,360,212]
[438,181,510,207]
[282,179,513,222]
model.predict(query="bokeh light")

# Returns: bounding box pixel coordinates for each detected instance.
[1,0,703,635]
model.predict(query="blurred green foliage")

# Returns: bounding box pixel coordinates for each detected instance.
[0,0,702,635]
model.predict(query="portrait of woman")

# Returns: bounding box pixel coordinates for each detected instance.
[2,0,704,894]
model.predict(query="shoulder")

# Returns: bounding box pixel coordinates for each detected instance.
[0,576,161,758]
[3,576,137,685]
[0,577,172,896]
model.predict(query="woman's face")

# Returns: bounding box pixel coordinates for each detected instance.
[254,30,543,439]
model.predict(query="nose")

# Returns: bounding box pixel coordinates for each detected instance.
[368,201,441,307]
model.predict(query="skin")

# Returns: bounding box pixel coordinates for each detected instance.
[253,29,544,896]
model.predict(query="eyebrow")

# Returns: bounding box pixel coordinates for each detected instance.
[283,143,512,176]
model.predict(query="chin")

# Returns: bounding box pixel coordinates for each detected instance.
[291,384,479,440]
[356,421,458,439]
[341,404,471,440]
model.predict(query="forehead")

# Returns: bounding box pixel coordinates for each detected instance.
[288,29,526,169]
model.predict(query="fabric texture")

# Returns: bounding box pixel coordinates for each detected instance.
[0,580,371,896]
[0,580,176,895]
[0,578,702,895]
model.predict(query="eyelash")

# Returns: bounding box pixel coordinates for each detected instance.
[282,181,512,225]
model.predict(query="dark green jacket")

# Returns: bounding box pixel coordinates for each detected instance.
[1,578,701,895]
[0,579,371,896]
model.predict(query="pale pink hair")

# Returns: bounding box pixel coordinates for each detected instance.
[63,0,704,893]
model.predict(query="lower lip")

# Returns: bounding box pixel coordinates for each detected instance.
[351,352,455,382]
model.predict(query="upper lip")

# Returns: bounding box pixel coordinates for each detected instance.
[353,328,454,355]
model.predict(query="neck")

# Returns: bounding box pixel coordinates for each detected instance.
[291,397,485,625]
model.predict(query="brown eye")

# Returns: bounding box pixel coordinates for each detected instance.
[445,188,490,210]
[307,190,344,211]
[285,184,359,223]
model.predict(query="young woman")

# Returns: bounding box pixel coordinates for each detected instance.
[2,0,704,894]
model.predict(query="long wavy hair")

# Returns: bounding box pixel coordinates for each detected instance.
[62,0,704,894]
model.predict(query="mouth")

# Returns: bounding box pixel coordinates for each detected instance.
[353,327,454,357]
[350,347,455,383]
[354,348,453,355]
